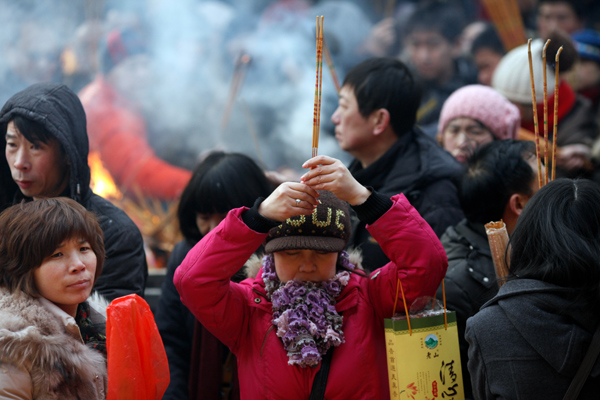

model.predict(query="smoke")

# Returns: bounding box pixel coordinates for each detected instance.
[0,0,376,174]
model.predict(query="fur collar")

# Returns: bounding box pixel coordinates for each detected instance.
[0,288,107,399]
[244,248,364,280]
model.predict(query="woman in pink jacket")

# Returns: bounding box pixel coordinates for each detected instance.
[174,155,447,399]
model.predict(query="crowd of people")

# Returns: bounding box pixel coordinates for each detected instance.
[1,0,600,399]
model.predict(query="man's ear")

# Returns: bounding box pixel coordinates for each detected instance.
[371,108,390,136]
[508,192,529,217]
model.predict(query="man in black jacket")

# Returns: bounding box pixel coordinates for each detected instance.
[331,57,463,271]
[436,139,540,399]
[0,83,147,301]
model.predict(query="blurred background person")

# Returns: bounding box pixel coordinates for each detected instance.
[469,23,506,87]
[492,37,598,178]
[437,84,520,164]
[155,151,274,400]
[402,0,477,137]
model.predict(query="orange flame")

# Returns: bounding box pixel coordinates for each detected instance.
[88,152,123,200]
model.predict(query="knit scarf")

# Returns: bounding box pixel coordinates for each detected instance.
[522,80,577,134]
[262,251,356,368]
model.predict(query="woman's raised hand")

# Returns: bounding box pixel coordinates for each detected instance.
[258,181,319,222]
[301,156,371,206]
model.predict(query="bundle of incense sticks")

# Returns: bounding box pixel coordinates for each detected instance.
[485,220,511,288]
[481,0,526,51]
[312,16,324,158]
[527,38,564,187]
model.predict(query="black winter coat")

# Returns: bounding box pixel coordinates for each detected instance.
[348,127,464,271]
[436,219,499,400]
[466,279,600,399]
[0,83,147,301]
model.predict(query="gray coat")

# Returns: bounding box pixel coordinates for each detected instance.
[466,279,600,399]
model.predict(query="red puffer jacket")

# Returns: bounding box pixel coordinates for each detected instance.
[174,194,447,399]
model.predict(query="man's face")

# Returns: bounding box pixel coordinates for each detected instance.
[5,121,70,199]
[537,3,583,39]
[405,31,455,83]
[331,85,374,155]
[474,48,503,86]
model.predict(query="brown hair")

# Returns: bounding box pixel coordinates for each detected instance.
[0,197,104,296]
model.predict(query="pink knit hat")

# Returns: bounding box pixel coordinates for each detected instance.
[437,84,521,140]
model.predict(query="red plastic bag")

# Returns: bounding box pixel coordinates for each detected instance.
[106,294,170,399]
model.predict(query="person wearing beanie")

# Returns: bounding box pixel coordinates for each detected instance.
[437,84,520,164]
[174,155,447,400]
[492,38,599,177]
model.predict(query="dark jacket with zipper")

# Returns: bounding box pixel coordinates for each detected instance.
[348,127,464,271]
[436,219,499,400]
[466,279,600,399]
[0,83,147,301]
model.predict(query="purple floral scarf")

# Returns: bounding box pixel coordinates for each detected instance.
[262,251,355,367]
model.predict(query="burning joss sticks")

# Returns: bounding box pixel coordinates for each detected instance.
[527,38,563,187]
[312,16,324,158]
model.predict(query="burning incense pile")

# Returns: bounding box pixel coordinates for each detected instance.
[528,38,563,188]
[312,15,324,158]
[485,220,510,287]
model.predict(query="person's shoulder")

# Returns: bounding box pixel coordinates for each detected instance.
[85,193,140,232]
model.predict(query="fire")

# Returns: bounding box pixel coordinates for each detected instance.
[88,151,123,200]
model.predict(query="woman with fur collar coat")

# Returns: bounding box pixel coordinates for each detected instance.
[0,198,108,399]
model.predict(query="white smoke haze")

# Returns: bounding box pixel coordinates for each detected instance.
[0,0,378,174]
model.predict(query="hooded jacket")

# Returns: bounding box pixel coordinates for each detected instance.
[0,288,107,399]
[466,279,600,399]
[0,83,147,301]
[174,193,448,400]
[348,127,464,270]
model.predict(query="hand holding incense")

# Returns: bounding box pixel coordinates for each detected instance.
[485,220,511,288]
[552,46,563,181]
[527,39,544,189]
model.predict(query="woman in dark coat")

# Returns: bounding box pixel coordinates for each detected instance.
[466,178,600,399]
[155,152,273,400]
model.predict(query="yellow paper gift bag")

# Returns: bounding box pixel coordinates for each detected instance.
[385,280,464,400]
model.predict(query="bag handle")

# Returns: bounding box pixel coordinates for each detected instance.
[562,322,600,400]
[392,278,448,336]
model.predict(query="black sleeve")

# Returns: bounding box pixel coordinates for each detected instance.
[242,197,280,233]
[351,189,394,226]
[93,204,148,302]
[155,241,197,400]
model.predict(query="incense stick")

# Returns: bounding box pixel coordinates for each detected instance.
[323,39,340,93]
[221,53,251,130]
[552,46,563,181]
[312,16,324,158]
[527,39,544,189]
[543,39,550,185]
